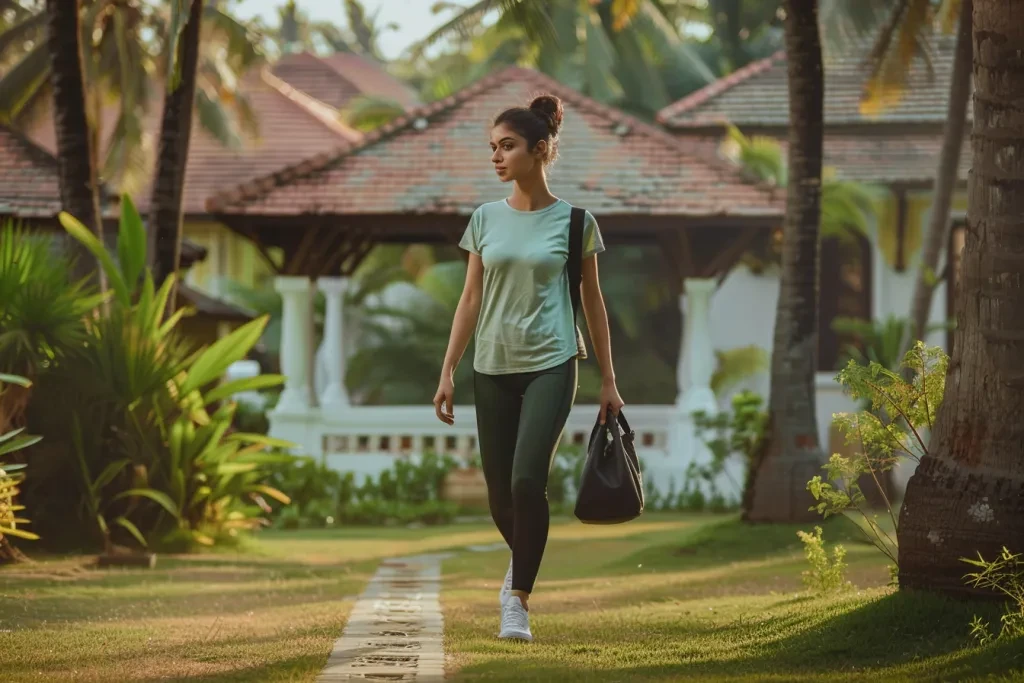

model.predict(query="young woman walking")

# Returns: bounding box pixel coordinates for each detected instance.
[432,93,624,642]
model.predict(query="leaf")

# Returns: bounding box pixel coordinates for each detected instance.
[111,488,180,518]
[91,459,131,495]
[0,42,50,122]
[112,516,148,548]
[216,462,260,475]
[203,375,285,405]
[117,195,147,293]
[224,433,295,449]
[249,484,291,505]
[0,433,41,456]
[0,374,30,388]
[60,212,130,307]
[0,526,40,540]
[178,316,269,395]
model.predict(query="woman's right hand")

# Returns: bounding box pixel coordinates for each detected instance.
[433,374,455,425]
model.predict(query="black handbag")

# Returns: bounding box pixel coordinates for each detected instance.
[574,410,645,524]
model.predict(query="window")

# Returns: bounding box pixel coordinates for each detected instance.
[818,233,873,372]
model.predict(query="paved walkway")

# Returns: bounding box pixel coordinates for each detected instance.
[317,553,451,682]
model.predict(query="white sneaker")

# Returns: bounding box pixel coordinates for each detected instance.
[498,596,533,641]
[499,557,513,606]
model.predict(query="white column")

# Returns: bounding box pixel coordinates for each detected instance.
[317,276,350,411]
[676,278,718,414]
[275,275,314,413]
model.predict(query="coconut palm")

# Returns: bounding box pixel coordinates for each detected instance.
[0,1,263,198]
[896,0,1024,596]
[409,0,718,117]
[742,0,826,524]
[820,0,973,359]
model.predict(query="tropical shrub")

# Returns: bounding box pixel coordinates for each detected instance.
[691,390,767,507]
[797,525,852,594]
[0,374,41,556]
[806,342,948,572]
[17,197,292,552]
[268,452,462,528]
[964,547,1024,645]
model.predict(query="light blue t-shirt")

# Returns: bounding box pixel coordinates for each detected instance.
[459,199,605,375]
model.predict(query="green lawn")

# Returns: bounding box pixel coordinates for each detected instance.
[1,513,1021,682]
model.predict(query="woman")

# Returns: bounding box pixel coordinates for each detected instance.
[432,93,624,642]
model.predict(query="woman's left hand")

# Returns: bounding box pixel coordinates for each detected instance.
[598,378,625,424]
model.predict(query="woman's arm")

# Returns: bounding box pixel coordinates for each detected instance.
[434,253,484,424]
[580,255,624,422]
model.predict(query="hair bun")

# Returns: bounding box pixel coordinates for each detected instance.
[529,94,563,136]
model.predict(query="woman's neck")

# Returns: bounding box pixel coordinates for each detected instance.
[509,174,556,211]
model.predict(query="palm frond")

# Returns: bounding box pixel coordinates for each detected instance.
[633,0,716,85]
[860,0,935,117]
[583,9,622,103]
[0,41,49,122]
[203,5,264,73]
[410,0,556,60]
[0,6,44,61]
[194,87,242,150]
[340,95,406,132]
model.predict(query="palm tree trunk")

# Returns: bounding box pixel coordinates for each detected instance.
[742,0,825,523]
[897,0,1024,595]
[899,0,972,359]
[148,0,203,303]
[45,0,103,281]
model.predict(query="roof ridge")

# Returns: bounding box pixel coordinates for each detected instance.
[258,67,363,143]
[207,65,778,214]
[656,50,785,126]
[0,121,60,169]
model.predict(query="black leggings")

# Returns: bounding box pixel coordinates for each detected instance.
[473,358,578,594]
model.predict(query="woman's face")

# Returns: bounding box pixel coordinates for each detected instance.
[489,123,545,183]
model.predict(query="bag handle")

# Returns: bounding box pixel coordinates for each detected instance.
[568,206,585,325]
[586,409,633,458]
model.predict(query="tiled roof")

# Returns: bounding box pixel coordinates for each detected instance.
[657,33,963,128]
[271,51,421,112]
[18,68,361,216]
[686,130,971,186]
[175,68,362,214]
[0,123,64,217]
[206,66,782,219]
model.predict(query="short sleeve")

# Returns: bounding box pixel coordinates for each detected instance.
[583,211,605,258]
[459,208,482,254]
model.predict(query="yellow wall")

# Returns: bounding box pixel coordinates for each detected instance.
[873,188,968,270]
[183,220,274,294]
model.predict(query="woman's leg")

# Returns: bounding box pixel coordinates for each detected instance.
[509,358,578,597]
[473,370,523,548]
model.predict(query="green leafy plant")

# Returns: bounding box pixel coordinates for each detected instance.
[692,390,767,505]
[6,196,296,552]
[806,342,948,569]
[832,315,954,378]
[797,525,851,593]
[0,374,41,547]
[963,547,1024,645]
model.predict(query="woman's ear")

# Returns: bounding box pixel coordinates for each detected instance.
[532,139,548,160]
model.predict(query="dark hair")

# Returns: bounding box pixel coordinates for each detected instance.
[493,94,564,164]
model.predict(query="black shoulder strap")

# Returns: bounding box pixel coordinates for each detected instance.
[568,206,585,323]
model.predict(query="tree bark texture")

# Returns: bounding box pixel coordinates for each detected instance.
[45,0,103,281]
[898,0,1024,594]
[149,0,203,299]
[742,0,826,523]
[900,0,973,359]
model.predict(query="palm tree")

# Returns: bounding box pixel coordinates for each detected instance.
[148,0,203,296]
[0,1,262,199]
[820,0,972,359]
[43,0,103,282]
[741,0,825,523]
[900,0,971,359]
[409,0,718,117]
[896,0,1024,595]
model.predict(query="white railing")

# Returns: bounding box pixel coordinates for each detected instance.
[269,402,704,496]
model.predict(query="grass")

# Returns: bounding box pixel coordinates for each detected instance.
[0,513,1021,682]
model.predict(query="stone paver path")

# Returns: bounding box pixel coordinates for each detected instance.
[317,553,451,682]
